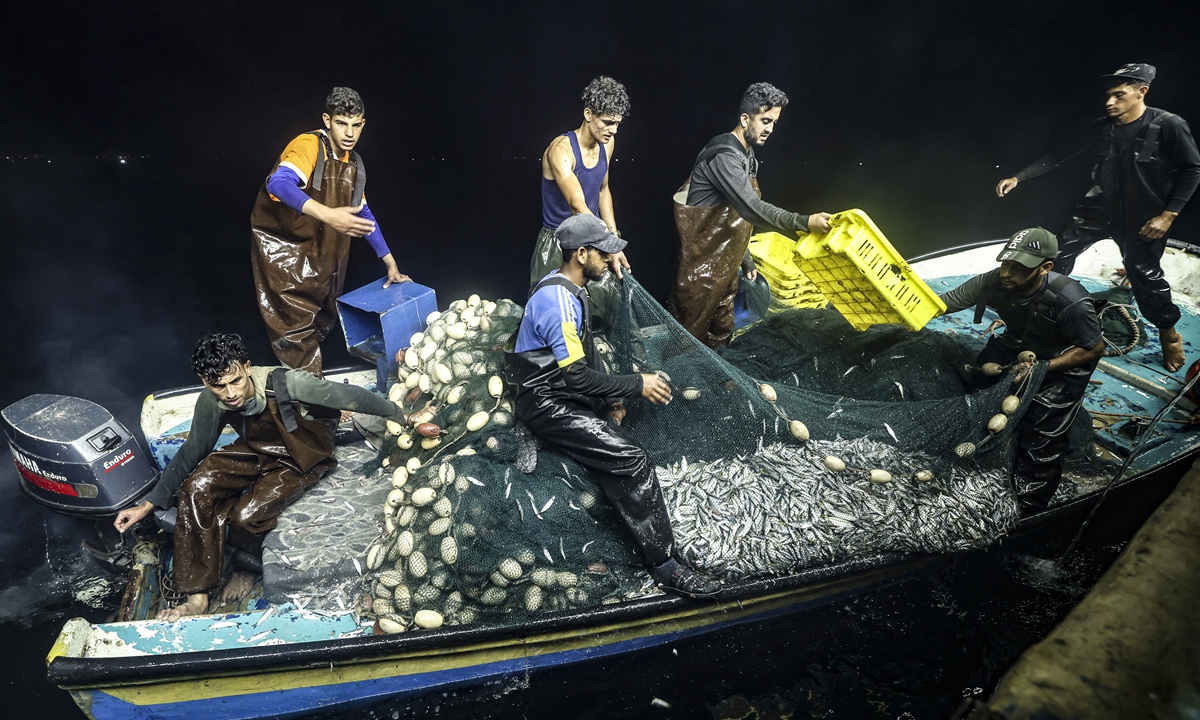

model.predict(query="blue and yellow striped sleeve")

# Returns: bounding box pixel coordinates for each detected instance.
[512,281,587,367]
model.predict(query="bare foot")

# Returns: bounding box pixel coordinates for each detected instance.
[218,570,258,607]
[156,593,209,622]
[1161,327,1186,373]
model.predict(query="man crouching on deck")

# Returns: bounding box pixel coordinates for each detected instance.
[505,214,721,597]
[113,333,409,620]
[939,228,1105,513]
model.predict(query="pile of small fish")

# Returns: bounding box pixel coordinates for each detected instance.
[658,438,1019,580]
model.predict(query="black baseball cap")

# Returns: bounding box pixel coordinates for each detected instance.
[996,227,1058,268]
[555,214,627,254]
[1100,63,1156,87]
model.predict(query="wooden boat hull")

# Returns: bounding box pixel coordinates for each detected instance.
[51,554,943,720]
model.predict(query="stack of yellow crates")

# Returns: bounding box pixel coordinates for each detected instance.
[791,209,945,331]
[746,232,829,309]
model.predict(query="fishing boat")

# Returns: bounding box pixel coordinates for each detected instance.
[28,236,1200,720]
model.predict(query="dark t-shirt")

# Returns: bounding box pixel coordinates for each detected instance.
[940,270,1103,355]
[1013,107,1200,215]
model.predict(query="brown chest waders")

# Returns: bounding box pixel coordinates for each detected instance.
[250,132,366,374]
[172,373,337,594]
[667,178,760,349]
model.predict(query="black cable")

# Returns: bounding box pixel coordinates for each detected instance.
[1057,367,1200,565]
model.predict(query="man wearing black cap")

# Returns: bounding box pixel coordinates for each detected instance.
[939,228,1105,512]
[506,214,721,597]
[995,64,1200,373]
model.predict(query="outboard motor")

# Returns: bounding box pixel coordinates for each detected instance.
[2,394,163,569]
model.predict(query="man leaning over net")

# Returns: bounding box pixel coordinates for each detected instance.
[505,214,721,597]
[939,228,1105,513]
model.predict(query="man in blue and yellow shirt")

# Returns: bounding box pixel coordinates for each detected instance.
[507,214,720,597]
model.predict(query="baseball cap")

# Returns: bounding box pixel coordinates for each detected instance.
[1100,63,1156,86]
[996,227,1058,268]
[555,214,627,254]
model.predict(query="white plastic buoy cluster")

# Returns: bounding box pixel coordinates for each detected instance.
[367,294,603,634]
[369,294,525,634]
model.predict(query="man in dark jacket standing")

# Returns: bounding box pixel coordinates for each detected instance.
[995,64,1200,373]
[940,229,1105,513]
[668,82,832,348]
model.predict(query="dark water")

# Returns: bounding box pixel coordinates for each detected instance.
[4,0,1200,715]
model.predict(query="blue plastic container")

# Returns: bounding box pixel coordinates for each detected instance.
[337,280,437,389]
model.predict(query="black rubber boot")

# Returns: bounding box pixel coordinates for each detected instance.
[652,558,722,598]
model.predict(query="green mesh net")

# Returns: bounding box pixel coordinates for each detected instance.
[355,275,1103,634]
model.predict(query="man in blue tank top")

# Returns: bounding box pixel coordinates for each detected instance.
[529,77,631,322]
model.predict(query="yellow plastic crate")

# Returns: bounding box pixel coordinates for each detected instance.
[748,233,829,308]
[793,209,946,331]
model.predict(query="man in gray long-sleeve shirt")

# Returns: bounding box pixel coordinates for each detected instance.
[995,64,1200,373]
[668,82,832,348]
[114,333,408,620]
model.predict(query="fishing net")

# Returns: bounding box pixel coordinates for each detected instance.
[314,276,1108,633]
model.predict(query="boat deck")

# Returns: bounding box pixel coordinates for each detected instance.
[45,240,1200,720]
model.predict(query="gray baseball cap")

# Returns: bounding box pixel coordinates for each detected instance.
[996,227,1058,268]
[1100,63,1156,86]
[555,214,627,254]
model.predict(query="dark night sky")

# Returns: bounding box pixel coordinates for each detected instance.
[3,0,1200,436]
[2,3,1200,715]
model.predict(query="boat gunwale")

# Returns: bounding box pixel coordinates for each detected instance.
[48,550,921,686]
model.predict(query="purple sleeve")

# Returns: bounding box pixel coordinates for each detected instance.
[265,166,312,215]
[358,202,390,258]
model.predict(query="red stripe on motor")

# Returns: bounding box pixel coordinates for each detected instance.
[13,462,80,497]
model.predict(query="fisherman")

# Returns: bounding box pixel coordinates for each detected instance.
[506,214,721,597]
[113,333,409,620]
[529,76,631,323]
[251,86,411,376]
[668,82,832,348]
[995,64,1200,373]
[939,228,1105,513]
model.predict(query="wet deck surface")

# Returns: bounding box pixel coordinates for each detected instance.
[925,272,1200,469]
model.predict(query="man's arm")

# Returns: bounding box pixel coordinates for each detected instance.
[1163,117,1200,213]
[1140,117,1200,239]
[286,370,407,421]
[938,272,991,314]
[546,137,592,216]
[561,360,642,398]
[357,203,410,286]
[265,164,377,237]
[997,122,1099,196]
[704,152,814,234]
[597,144,631,278]
[1047,339,1106,373]
[115,393,227,531]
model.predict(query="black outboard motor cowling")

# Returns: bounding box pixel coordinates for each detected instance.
[2,394,158,517]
